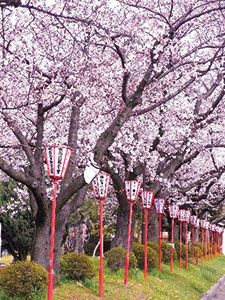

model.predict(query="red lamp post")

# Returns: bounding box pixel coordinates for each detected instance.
[91,172,111,299]
[204,221,209,261]
[215,226,220,254]
[178,209,186,269]
[190,215,197,265]
[200,219,205,263]
[154,198,166,273]
[195,218,200,265]
[44,145,73,300]
[220,227,224,254]
[141,191,154,280]
[184,211,191,269]
[209,223,213,260]
[168,204,179,273]
[124,180,141,286]
[211,224,216,257]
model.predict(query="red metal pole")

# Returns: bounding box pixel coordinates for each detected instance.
[47,180,58,300]
[124,201,133,286]
[214,232,216,257]
[179,221,182,269]
[217,232,219,255]
[209,230,212,259]
[218,233,221,254]
[99,199,104,298]
[144,209,148,280]
[158,213,162,273]
[221,233,223,254]
[170,218,174,273]
[185,221,188,269]
[192,225,194,264]
[201,228,204,263]
[196,228,199,266]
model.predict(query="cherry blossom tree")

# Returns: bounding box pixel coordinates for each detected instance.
[0,0,225,275]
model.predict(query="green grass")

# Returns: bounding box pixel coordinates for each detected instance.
[53,255,225,300]
[1,254,225,299]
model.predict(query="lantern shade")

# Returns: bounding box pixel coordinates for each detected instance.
[200,220,207,229]
[211,224,216,232]
[44,145,73,180]
[204,221,210,230]
[195,218,200,228]
[200,219,204,228]
[154,198,166,214]
[92,172,111,200]
[141,191,154,210]
[125,180,141,202]
[178,209,186,222]
[190,215,197,226]
[169,204,179,219]
[215,226,220,233]
[184,211,191,223]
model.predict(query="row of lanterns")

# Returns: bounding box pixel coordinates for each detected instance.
[91,172,224,298]
[44,146,224,300]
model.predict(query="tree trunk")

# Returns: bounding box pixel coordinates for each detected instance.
[148,209,158,242]
[111,201,135,249]
[31,218,51,270]
[31,202,70,279]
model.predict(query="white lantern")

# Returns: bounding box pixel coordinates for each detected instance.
[184,211,191,223]
[178,209,186,222]
[169,205,179,219]
[200,220,207,229]
[204,221,210,230]
[44,145,73,180]
[141,191,154,210]
[125,180,141,202]
[211,224,216,232]
[154,198,166,215]
[215,226,220,233]
[92,172,111,200]
[195,218,200,228]
[190,215,197,226]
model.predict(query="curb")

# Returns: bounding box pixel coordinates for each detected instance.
[200,274,225,300]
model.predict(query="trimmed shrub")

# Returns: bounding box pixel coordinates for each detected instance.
[60,252,95,280]
[105,247,137,271]
[174,241,186,259]
[189,244,201,258]
[0,261,48,299]
[133,242,158,270]
[147,241,159,253]
[161,241,178,262]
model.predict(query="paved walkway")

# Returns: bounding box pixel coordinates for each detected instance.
[201,275,225,300]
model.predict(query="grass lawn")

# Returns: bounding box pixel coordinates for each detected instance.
[53,254,225,300]
[0,254,225,299]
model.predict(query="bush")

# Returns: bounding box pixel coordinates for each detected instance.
[133,242,158,270]
[174,241,186,259]
[59,252,95,280]
[161,241,178,263]
[105,247,137,271]
[147,241,159,253]
[0,261,48,299]
[189,244,201,258]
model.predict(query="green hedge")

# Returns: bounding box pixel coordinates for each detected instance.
[105,247,137,271]
[133,242,158,270]
[0,261,48,298]
[60,252,95,280]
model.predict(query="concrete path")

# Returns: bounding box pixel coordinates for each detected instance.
[201,275,225,300]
